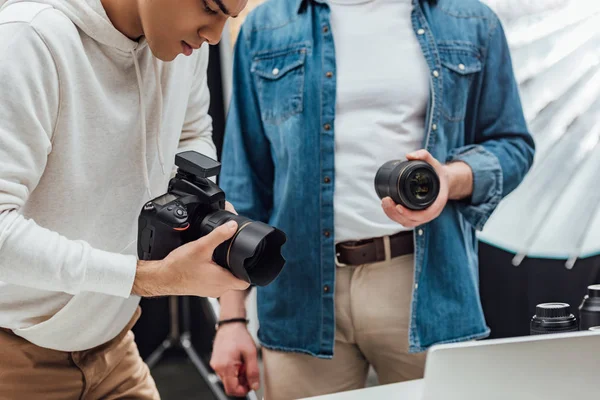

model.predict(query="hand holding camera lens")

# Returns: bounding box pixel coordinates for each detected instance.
[377,150,449,228]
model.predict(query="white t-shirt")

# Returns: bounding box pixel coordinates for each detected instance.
[330,0,430,243]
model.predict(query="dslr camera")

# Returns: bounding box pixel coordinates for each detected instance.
[375,159,440,210]
[137,151,286,286]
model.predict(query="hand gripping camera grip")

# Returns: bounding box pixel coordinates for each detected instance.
[137,210,185,261]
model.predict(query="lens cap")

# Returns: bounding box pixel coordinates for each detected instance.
[530,303,578,335]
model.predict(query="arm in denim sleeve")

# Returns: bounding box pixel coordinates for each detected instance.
[219,26,274,223]
[448,17,535,231]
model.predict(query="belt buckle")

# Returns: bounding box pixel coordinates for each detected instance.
[335,251,349,267]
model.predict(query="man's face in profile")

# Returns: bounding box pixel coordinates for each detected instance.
[139,0,247,61]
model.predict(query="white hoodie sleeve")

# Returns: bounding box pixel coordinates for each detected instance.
[177,45,218,161]
[0,23,136,298]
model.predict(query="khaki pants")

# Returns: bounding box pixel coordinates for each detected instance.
[263,254,426,400]
[0,307,160,400]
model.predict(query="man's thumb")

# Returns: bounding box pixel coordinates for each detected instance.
[199,220,238,250]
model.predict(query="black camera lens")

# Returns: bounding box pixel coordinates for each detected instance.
[199,211,286,286]
[374,160,440,210]
[530,303,579,335]
[578,284,600,331]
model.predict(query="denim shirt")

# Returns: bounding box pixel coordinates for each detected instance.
[220,0,535,355]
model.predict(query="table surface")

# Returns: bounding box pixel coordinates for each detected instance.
[301,379,424,400]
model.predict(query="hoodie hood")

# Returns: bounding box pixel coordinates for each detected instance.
[1,0,166,196]
[3,0,139,52]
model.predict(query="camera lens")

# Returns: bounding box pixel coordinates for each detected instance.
[530,303,579,335]
[578,284,600,331]
[374,160,440,210]
[199,211,286,286]
[244,239,266,272]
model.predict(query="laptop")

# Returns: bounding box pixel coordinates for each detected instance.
[303,331,600,400]
[421,330,600,400]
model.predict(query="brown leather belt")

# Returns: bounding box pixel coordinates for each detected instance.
[335,230,414,266]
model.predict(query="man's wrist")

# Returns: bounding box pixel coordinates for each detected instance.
[218,301,247,320]
[445,161,474,201]
[218,309,247,320]
[216,317,249,330]
[132,260,170,297]
[218,288,249,319]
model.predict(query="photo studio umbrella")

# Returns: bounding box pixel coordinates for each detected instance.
[509,9,600,85]
[494,0,600,48]
[477,5,600,269]
[482,0,569,25]
[476,0,600,339]
[519,36,600,121]
[479,74,600,269]
[481,0,600,120]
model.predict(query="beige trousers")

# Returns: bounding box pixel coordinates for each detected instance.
[0,306,160,400]
[263,254,426,400]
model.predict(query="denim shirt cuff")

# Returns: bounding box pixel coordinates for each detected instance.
[447,145,503,231]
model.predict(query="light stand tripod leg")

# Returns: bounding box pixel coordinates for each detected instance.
[145,296,180,369]
[144,296,255,400]
[180,331,230,400]
[145,337,173,370]
[180,296,233,400]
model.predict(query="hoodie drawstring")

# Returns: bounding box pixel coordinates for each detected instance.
[131,50,152,198]
[153,57,166,175]
[131,49,167,199]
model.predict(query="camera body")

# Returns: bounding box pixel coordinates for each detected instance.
[138,151,224,261]
[138,151,286,286]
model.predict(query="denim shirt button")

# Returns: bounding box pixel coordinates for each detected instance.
[325,71,333,78]
[324,230,331,238]
[418,229,424,236]
[323,25,329,33]
[417,28,425,35]
[415,283,419,290]
[324,176,331,184]
[432,124,437,131]
[272,68,280,76]
[432,70,439,78]
[323,285,330,293]
[324,123,332,131]
[458,63,466,71]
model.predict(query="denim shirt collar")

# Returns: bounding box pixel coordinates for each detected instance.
[295,0,320,13]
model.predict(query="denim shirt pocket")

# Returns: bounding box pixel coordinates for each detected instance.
[251,47,307,125]
[438,44,482,122]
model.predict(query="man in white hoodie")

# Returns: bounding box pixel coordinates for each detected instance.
[0,0,248,398]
